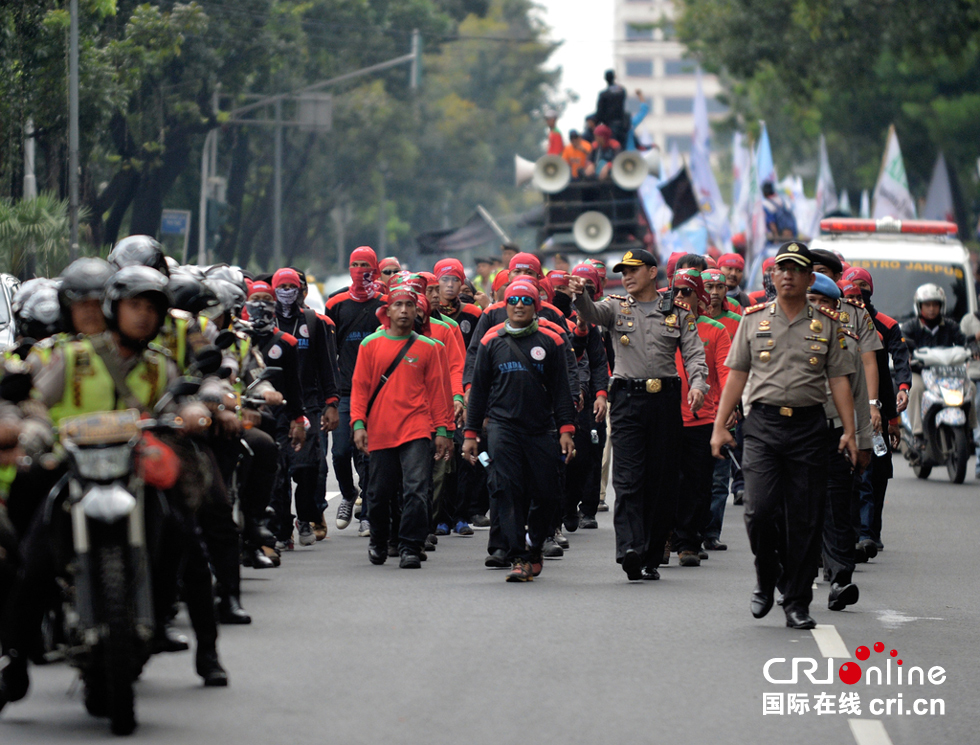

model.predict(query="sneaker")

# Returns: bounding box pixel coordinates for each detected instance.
[505,559,533,582]
[529,547,543,577]
[454,520,474,536]
[387,542,399,558]
[297,520,316,546]
[368,544,387,565]
[354,503,362,519]
[399,552,422,569]
[424,537,436,552]
[703,537,727,551]
[358,519,371,537]
[312,520,328,541]
[733,489,744,506]
[485,551,509,568]
[435,523,451,536]
[698,547,709,560]
[470,514,491,528]
[274,538,294,552]
[542,537,564,558]
[427,533,439,546]
[596,500,609,513]
[678,550,701,567]
[259,545,281,567]
[336,499,354,529]
[554,529,569,550]
[564,513,580,532]
[579,515,598,530]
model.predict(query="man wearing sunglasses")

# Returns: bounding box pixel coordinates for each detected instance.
[463,281,576,582]
[569,249,708,582]
[379,257,401,288]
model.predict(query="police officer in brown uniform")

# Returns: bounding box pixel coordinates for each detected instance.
[711,242,858,630]
[570,249,708,581]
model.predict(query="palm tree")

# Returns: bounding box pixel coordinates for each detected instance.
[0,192,86,278]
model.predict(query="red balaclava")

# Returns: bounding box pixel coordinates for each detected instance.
[571,263,602,301]
[349,246,382,301]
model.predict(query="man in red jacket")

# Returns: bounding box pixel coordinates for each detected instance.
[350,287,453,568]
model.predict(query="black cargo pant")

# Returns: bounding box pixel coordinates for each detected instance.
[366,438,432,556]
[673,423,714,553]
[822,424,857,586]
[486,423,561,561]
[742,404,828,614]
[609,382,682,568]
[564,401,606,521]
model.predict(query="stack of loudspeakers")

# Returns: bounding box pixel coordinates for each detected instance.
[516,150,660,254]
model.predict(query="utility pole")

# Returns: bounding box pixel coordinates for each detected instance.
[410,29,421,90]
[274,98,283,269]
[23,120,37,199]
[68,0,80,259]
[378,161,388,256]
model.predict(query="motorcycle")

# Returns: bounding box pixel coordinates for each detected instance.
[51,378,200,735]
[900,346,976,483]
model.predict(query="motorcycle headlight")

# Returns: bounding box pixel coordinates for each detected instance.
[941,388,964,407]
[67,444,132,482]
[81,484,136,524]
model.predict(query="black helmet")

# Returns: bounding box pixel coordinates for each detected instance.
[168,271,219,315]
[204,278,246,319]
[58,257,113,331]
[206,264,248,296]
[102,266,172,329]
[107,235,170,276]
[12,279,62,341]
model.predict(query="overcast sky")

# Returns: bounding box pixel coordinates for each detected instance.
[534,0,614,141]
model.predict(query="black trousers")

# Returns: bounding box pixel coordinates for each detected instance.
[273,419,323,539]
[564,403,606,520]
[822,426,857,586]
[366,438,432,555]
[609,386,682,567]
[486,423,561,561]
[196,444,241,599]
[742,405,828,614]
[673,423,714,553]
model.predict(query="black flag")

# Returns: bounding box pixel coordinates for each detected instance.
[658,167,700,229]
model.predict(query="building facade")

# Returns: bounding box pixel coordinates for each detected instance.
[613,0,725,154]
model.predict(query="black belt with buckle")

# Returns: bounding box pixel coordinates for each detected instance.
[754,403,824,418]
[612,377,681,394]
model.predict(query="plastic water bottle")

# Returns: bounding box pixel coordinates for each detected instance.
[871,429,888,457]
[477,452,491,468]
[590,429,599,444]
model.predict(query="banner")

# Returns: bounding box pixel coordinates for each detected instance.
[811,134,838,236]
[690,68,730,249]
[871,124,916,219]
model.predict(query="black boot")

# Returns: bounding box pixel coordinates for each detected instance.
[217,595,251,625]
[0,651,30,713]
[195,647,228,687]
[151,624,190,654]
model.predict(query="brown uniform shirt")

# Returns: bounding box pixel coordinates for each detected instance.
[823,328,873,449]
[838,299,883,355]
[726,299,854,407]
[575,292,708,392]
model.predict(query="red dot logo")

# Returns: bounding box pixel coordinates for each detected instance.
[897,660,903,665]
[839,662,862,685]
[890,649,898,657]
[874,642,885,653]
[855,646,870,661]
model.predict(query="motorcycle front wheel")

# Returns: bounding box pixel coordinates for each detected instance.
[98,544,137,736]
[945,426,970,484]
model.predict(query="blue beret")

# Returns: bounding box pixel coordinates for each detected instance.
[808,272,841,300]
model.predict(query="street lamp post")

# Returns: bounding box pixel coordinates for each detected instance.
[68,0,80,259]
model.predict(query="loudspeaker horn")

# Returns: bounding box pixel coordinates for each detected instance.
[573,211,614,253]
[611,151,648,190]
[532,155,571,194]
[642,147,662,179]
[515,155,536,187]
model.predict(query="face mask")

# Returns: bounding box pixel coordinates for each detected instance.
[349,267,378,301]
[275,287,300,308]
[245,301,276,334]
[860,289,873,307]
[552,291,572,317]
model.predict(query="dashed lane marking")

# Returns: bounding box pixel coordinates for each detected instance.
[848,718,894,745]
[811,624,851,659]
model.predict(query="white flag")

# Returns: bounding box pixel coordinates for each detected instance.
[689,68,730,248]
[859,189,870,218]
[923,152,955,222]
[872,125,916,219]
[839,189,851,215]
[812,134,838,236]
[731,133,752,236]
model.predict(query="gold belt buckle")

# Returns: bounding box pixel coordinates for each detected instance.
[779,407,793,417]
[646,378,662,393]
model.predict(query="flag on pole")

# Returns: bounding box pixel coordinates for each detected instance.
[871,125,916,219]
[689,68,730,248]
[923,152,955,222]
[839,189,851,214]
[659,167,700,229]
[748,123,774,258]
[859,189,870,218]
[731,133,753,236]
[811,134,838,236]
[755,123,775,188]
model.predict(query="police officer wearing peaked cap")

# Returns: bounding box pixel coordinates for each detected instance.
[570,248,708,581]
[710,241,858,630]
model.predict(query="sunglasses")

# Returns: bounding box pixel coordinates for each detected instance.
[676,288,695,296]
[381,269,398,275]
[506,296,536,306]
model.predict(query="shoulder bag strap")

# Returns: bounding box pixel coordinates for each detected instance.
[500,334,548,394]
[365,332,418,417]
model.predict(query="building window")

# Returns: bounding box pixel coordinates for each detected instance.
[625,23,654,41]
[664,59,697,76]
[665,135,693,152]
[661,21,675,40]
[625,59,653,78]
[706,98,729,115]
[664,97,694,114]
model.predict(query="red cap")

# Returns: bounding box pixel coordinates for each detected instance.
[350,246,379,271]
[433,258,466,283]
[666,251,685,281]
[842,267,873,294]
[505,280,540,310]
[717,253,745,270]
[762,257,776,272]
[594,124,612,139]
[492,270,510,294]
[248,280,273,298]
[271,268,302,289]
[701,268,725,285]
[585,258,607,280]
[838,280,862,298]
[704,256,718,268]
[379,257,401,272]
[419,271,437,288]
[387,286,418,305]
[547,270,570,288]
[509,252,542,278]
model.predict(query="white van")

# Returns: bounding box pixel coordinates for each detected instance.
[808,218,975,324]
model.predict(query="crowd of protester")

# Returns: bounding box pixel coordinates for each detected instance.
[0,229,918,715]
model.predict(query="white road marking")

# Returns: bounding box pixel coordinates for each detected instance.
[811,625,851,658]
[876,609,944,629]
[326,491,342,501]
[848,719,894,745]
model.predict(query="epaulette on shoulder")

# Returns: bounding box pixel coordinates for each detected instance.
[744,303,767,315]
[843,297,866,309]
[674,299,692,312]
[608,294,628,302]
[816,305,840,321]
